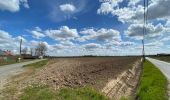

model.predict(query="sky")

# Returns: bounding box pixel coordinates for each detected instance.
[0,0,170,56]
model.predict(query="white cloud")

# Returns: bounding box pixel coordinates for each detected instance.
[30,31,45,39]
[20,0,29,8]
[45,26,79,41]
[0,30,27,54]
[0,0,29,12]
[15,36,27,43]
[147,0,170,20]
[104,40,136,49]
[119,41,136,46]
[97,2,114,14]
[52,44,65,50]
[59,4,76,13]
[160,35,170,42]
[97,0,144,24]
[60,41,74,47]
[49,0,87,22]
[145,41,163,47]
[128,0,141,6]
[29,27,45,39]
[79,28,121,42]
[98,0,170,24]
[0,30,13,43]
[166,20,170,27]
[97,0,123,14]
[114,5,144,23]
[84,43,101,50]
[125,23,165,40]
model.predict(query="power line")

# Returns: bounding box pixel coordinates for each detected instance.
[142,0,146,60]
[142,0,149,61]
[145,0,149,21]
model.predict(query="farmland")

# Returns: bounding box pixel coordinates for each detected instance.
[26,57,140,90]
[0,57,142,100]
[152,56,170,63]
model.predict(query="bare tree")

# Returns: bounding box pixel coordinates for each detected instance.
[30,48,33,56]
[35,42,47,57]
[22,47,28,55]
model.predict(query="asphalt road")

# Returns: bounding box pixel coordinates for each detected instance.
[0,59,44,89]
[146,57,170,80]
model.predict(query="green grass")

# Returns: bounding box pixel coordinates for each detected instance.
[152,56,170,63]
[20,85,57,100]
[0,60,16,66]
[137,60,168,100]
[23,60,48,68]
[0,59,32,66]
[120,96,131,100]
[20,85,109,100]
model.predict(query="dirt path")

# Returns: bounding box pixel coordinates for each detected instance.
[0,59,45,90]
[146,57,170,99]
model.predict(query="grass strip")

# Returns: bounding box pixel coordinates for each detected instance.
[20,85,109,100]
[137,60,168,100]
[0,59,32,66]
[23,60,48,68]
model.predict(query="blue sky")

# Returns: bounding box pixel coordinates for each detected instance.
[0,0,170,56]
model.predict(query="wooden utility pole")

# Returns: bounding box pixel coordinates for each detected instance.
[20,37,22,56]
[142,0,149,61]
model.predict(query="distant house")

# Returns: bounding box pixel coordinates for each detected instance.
[4,50,13,56]
[0,50,13,56]
[0,50,14,61]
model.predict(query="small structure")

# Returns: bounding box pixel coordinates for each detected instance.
[21,54,36,59]
[39,56,43,59]
[4,50,13,56]
[0,50,15,61]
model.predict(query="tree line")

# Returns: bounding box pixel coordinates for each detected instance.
[22,42,47,57]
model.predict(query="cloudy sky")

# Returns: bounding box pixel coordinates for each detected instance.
[0,0,170,56]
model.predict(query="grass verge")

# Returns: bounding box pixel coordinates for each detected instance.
[0,59,32,66]
[0,60,16,66]
[137,60,168,100]
[20,85,109,100]
[23,60,48,68]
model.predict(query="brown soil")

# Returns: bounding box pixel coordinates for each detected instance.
[25,57,140,91]
[102,60,142,99]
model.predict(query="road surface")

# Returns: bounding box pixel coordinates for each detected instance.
[146,57,170,80]
[0,59,45,90]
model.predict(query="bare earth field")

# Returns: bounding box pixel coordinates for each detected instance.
[1,57,142,100]
[28,57,140,90]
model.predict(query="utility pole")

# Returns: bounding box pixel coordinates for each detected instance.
[20,36,22,56]
[142,0,148,61]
